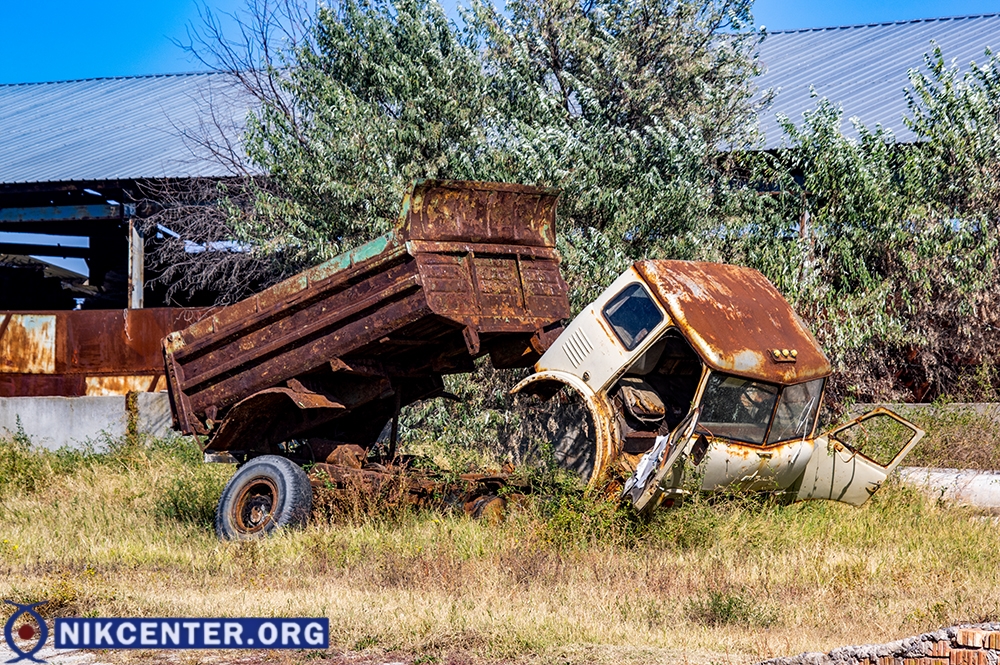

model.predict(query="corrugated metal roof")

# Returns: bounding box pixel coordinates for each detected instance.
[755,14,1000,149]
[0,72,254,184]
[3,15,997,184]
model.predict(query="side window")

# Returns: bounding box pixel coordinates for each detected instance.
[767,378,825,444]
[602,283,663,351]
[698,373,778,445]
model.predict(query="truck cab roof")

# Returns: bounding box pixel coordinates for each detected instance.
[633,260,831,385]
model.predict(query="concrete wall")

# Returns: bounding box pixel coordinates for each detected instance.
[0,392,174,450]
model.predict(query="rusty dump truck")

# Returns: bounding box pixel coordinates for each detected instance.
[163,180,571,538]
[163,179,925,540]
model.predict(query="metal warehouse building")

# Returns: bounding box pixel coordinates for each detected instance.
[0,71,250,311]
[755,13,1000,149]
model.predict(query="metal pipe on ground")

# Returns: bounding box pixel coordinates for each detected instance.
[897,466,1000,510]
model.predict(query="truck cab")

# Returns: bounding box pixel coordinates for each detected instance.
[513,260,924,511]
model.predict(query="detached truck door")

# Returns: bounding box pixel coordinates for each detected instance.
[796,407,925,506]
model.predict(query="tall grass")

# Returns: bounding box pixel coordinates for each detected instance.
[885,402,1000,470]
[1,430,998,664]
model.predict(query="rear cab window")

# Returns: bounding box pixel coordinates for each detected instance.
[602,283,663,351]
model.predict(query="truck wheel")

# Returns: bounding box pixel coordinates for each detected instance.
[509,389,599,486]
[215,455,313,541]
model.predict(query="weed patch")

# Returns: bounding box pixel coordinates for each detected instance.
[687,590,780,627]
[536,490,641,550]
[892,403,1000,469]
[155,464,229,527]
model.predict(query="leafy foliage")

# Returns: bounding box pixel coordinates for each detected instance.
[698,47,1000,401]
[179,2,1000,402]
[242,0,494,262]
[470,0,761,302]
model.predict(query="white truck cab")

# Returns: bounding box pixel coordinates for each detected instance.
[513,260,924,512]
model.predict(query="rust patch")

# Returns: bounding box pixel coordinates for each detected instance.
[84,374,164,396]
[325,444,367,468]
[0,308,213,396]
[403,179,561,248]
[633,260,831,385]
[0,314,56,373]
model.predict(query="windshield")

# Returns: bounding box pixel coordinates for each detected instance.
[698,373,825,445]
[698,374,778,444]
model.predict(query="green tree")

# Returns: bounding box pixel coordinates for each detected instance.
[241,0,494,263]
[185,0,761,306]
[695,47,1000,402]
[473,0,761,303]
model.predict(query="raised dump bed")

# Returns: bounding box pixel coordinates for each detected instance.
[163,180,571,529]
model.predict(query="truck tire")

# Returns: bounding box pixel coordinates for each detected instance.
[508,389,599,486]
[215,455,313,541]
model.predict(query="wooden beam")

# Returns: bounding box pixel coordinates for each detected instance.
[128,218,144,309]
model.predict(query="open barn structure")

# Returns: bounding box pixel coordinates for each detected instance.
[0,73,252,444]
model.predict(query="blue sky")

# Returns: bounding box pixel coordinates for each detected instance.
[1,0,998,84]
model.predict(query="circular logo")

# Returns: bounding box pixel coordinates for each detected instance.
[3,600,48,663]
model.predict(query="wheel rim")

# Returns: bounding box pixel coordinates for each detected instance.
[233,475,280,534]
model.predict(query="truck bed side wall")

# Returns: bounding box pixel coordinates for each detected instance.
[163,180,570,440]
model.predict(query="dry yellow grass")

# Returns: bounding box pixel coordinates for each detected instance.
[2,437,999,665]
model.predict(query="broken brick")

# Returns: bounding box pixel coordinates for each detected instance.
[956,630,988,648]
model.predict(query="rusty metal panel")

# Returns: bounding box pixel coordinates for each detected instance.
[0,308,212,397]
[417,253,473,299]
[209,294,259,334]
[417,253,570,331]
[0,374,86,397]
[175,261,424,395]
[519,257,570,320]
[187,286,432,416]
[402,180,561,247]
[63,309,211,374]
[477,256,525,312]
[633,260,831,384]
[0,314,56,373]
